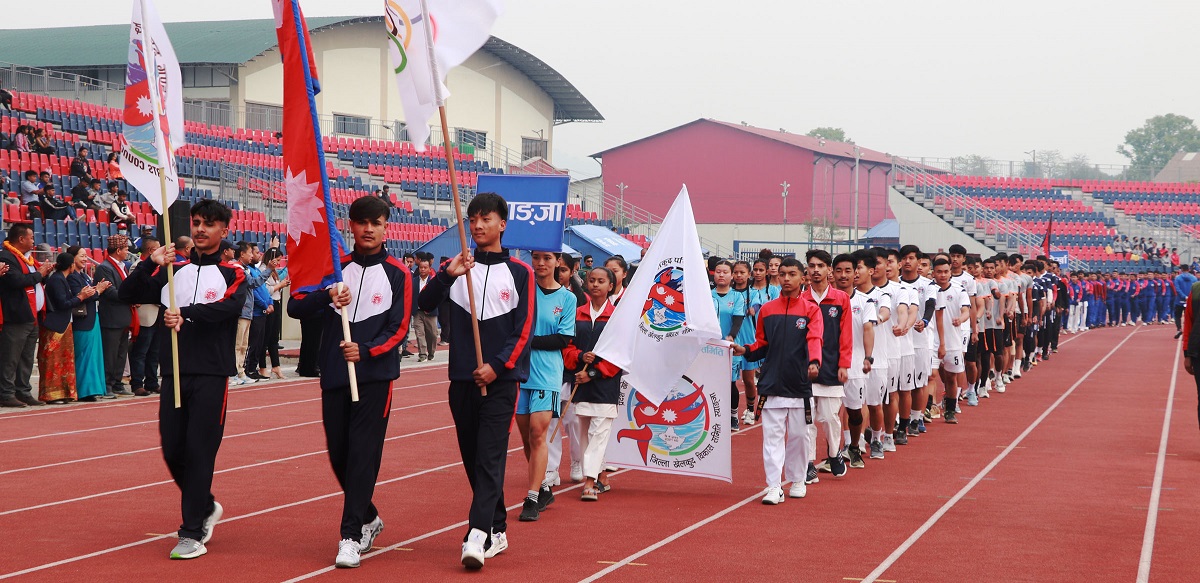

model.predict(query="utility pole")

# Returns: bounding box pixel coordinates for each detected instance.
[853,145,861,244]
[616,182,627,227]
[781,180,790,242]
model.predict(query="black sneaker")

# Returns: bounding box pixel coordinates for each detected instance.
[537,486,554,511]
[1175,331,1183,339]
[518,498,539,522]
[847,447,865,469]
[829,455,847,477]
[944,408,958,424]
[730,415,740,432]
[906,422,920,437]
[805,462,820,485]
[893,429,908,446]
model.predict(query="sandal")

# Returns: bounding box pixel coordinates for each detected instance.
[581,487,599,501]
[596,481,611,494]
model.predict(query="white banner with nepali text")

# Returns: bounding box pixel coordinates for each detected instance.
[604,341,732,483]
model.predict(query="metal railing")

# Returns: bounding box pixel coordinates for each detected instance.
[893,158,1090,271]
[0,61,124,108]
[568,179,731,258]
[903,156,1172,183]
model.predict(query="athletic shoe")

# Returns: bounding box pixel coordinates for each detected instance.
[869,440,885,459]
[814,458,832,473]
[537,485,555,511]
[882,434,896,452]
[930,404,943,419]
[893,429,908,446]
[907,422,920,437]
[569,462,584,483]
[730,415,740,432]
[335,539,361,568]
[965,390,979,407]
[418,355,428,362]
[837,446,850,461]
[847,447,865,468]
[805,462,820,484]
[170,538,207,560]
[1175,331,1183,339]
[604,464,618,472]
[359,515,384,552]
[978,385,990,399]
[829,456,847,477]
[788,483,807,499]
[923,407,934,423]
[944,409,958,424]
[200,501,223,544]
[917,418,927,433]
[485,531,507,559]
[995,379,1006,394]
[762,487,785,505]
[741,408,756,426]
[518,498,540,522]
[461,528,487,569]
[543,472,560,487]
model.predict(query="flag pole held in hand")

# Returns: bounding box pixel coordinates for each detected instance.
[337,281,360,402]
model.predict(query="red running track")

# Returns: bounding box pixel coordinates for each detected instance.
[0,326,1194,582]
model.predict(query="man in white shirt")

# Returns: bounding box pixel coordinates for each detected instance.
[874,247,914,450]
[898,245,934,441]
[933,258,971,424]
[832,252,876,468]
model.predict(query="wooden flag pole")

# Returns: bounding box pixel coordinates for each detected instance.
[337,281,360,402]
[437,105,486,396]
[157,169,182,409]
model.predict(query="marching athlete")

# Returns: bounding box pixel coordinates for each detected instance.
[803,250,852,480]
[832,253,875,467]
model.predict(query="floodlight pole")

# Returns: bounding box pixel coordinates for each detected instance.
[781,180,790,241]
[853,145,861,244]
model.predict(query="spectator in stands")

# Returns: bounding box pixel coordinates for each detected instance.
[378,185,396,208]
[67,245,109,401]
[0,87,12,111]
[18,170,44,220]
[72,178,102,212]
[244,244,273,381]
[13,125,32,153]
[39,251,87,404]
[95,234,134,396]
[133,226,155,252]
[106,152,123,181]
[32,129,54,155]
[261,248,287,379]
[39,185,73,221]
[1172,248,1181,268]
[403,252,415,271]
[129,237,161,396]
[578,254,593,280]
[96,181,119,211]
[110,190,135,230]
[0,224,52,408]
[70,147,94,182]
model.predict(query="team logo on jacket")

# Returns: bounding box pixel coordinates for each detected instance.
[641,266,686,333]
[796,317,808,330]
[552,305,563,316]
[371,292,384,305]
[828,306,839,318]
[204,288,218,302]
[616,376,715,466]
[499,289,512,302]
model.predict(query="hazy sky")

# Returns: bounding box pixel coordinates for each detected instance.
[7,0,1200,178]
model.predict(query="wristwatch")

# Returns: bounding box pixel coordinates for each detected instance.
[587,369,597,379]
[865,356,874,364]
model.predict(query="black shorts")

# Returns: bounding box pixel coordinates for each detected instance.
[965,336,978,361]
[1003,319,1016,347]
[984,328,1006,354]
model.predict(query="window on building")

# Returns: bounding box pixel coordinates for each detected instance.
[245,102,283,132]
[456,129,487,151]
[181,66,235,88]
[335,113,370,136]
[522,137,548,160]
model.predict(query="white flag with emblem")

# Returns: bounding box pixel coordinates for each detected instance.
[592,186,722,406]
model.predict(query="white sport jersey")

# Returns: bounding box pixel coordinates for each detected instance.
[848,289,878,380]
[937,283,971,352]
[869,284,896,363]
[892,280,918,356]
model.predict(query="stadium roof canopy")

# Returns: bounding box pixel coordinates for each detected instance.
[0,16,603,123]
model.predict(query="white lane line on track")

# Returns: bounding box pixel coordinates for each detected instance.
[1135,341,1180,583]
[0,403,450,516]
[0,444,524,580]
[859,327,1139,583]
[0,399,448,477]
[0,362,449,420]
[0,378,449,443]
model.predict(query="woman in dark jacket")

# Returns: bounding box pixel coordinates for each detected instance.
[562,267,623,501]
[66,246,110,401]
[38,252,93,403]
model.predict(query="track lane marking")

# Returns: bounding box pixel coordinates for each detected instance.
[1135,342,1180,583]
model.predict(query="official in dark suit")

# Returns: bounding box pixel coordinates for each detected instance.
[94,234,134,396]
[0,224,50,407]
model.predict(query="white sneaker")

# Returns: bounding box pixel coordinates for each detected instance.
[484,531,507,559]
[995,379,1006,393]
[761,487,785,505]
[882,434,896,452]
[569,462,584,483]
[543,472,561,487]
[461,528,487,569]
[200,501,223,544]
[358,515,384,552]
[335,539,361,568]
[741,408,756,426]
[604,464,618,472]
[788,483,807,499]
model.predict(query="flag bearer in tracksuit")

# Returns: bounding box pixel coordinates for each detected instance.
[418,193,533,570]
[119,200,247,560]
[287,196,411,569]
[733,256,824,504]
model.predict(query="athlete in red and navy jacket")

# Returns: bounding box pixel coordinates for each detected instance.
[803,285,853,387]
[742,293,825,399]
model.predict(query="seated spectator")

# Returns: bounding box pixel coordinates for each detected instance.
[95,181,119,210]
[0,87,12,111]
[110,190,134,229]
[18,170,43,219]
[70,147,93,182]
[106,152,123,180]
[378,185,396,208]
[33,129,54,155]
[13,125,31,153]
[40,185,73,221]
[71,178,103,211]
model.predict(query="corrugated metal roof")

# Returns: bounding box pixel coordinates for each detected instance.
[0,16,603,123]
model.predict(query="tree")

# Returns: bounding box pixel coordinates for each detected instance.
[806,127,852,143]
[1117,114,1200,176]
[951,154,995,176]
